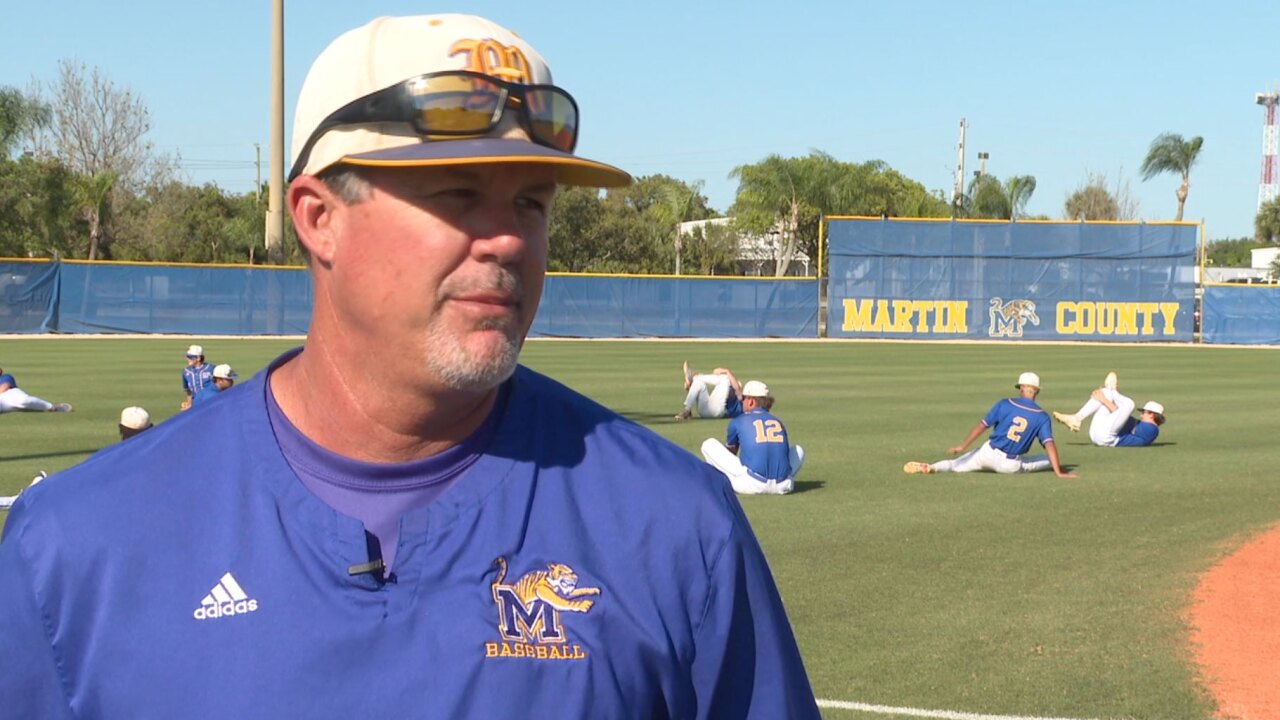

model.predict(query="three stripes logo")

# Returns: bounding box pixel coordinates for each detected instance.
[193,572,259,620]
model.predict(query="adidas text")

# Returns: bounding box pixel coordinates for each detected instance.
[194,599,259,620]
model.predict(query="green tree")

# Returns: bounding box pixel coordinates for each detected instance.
[731,152,949,276]
[0,87,49,157]
[1140,133,1204,221]
[1064,176,1120,221]
[1256,196,1280,244]
[1205,237,1266,267]
[0,156,78,257]
[1005,175,1037,220]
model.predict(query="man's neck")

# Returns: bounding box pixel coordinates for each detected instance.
[268,345,501,463]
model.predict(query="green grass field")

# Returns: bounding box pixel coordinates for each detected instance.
[3,337,1278,719]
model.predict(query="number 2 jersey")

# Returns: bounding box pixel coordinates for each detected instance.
[984,397,1055,456]
[0,353,819,719]
[726,408,793,480]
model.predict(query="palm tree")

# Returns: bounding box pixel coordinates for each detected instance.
[1256,196,1280,244]
[1139,133,1203,221]
[1005,175,1037,220]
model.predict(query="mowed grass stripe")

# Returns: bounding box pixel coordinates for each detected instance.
[4,338,1278,719]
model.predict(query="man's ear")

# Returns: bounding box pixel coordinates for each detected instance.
[287,176,342,265]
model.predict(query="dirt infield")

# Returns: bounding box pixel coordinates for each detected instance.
[1191,524,1280,720]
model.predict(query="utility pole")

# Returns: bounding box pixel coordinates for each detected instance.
[254,143,262,202]
[952,118,967,218]
[265,0,285,264]
[1258,89,1279,209]
[977,151,989,178]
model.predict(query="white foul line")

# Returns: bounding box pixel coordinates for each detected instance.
[816,698,1104,720]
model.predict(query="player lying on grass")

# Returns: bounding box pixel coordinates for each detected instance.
[701,380,805,495]
[675,361,743,420]
[904,371,1076,478]
[1052,371,1165,447]
[0,364,72,413]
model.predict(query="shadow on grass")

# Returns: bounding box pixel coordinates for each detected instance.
[1,448,99,462]
[790,479,825,494]
[618,410,696,424]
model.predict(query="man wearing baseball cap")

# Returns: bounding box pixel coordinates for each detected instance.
[118,406,154,440]
[1052,371,1166,447]
[701,380,806,495]
[190,363,239,408]
[904,371,1076,477]
[0,14,818,719]
[180,344,215,411]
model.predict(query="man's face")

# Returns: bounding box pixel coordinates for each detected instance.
[214,377,233,391]
[186,355,200,367]
[324,163,556,393]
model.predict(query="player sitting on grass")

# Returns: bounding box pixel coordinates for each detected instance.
[675,361,744,420]
[700,380,805,495]
[1052,371,1165,447]
[904,371,1076,478]
[0,364,72,413]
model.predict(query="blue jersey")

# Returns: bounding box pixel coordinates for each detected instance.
[0,354,819,719]
[983,397,1054,457]
[182,362,214,396]
[724,392,743,418]
[191,382,223,407]
[1115,417,1159,447]
[726,408,792,480]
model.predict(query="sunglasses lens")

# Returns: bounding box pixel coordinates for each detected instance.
[524,89,578,152]
[408,74,501,133]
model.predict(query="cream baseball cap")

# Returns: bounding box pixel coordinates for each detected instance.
[741,380,770,398]
[290,14,631,187]
[213,364,238,380]
[1015,372,1041,389]
[1142,401,1165,417]
[119,406,153,430]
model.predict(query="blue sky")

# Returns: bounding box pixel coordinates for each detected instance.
[3,0,1277,239]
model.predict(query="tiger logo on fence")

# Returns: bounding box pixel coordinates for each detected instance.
[988,298,1040,338]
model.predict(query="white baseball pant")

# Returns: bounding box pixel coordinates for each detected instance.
[683,374,734,418]
[930,440,1051,474]
[0,388,54,413]
[1072,388,1135,447]
[700,438,804,495]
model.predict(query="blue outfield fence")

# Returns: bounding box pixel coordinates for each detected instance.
[530,275,818,338]
[0,261,819,339]
[825,218,1200,343]
[1201,285,1280,345]
[5,252,1278,344]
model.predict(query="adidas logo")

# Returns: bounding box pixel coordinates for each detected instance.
[193,572,260,620]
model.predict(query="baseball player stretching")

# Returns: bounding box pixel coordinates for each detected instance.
[701,380,804,495]
[1052,372,1165,447]
[904,372,1076,478]
[675,362,744,420]
[0,365,72,414]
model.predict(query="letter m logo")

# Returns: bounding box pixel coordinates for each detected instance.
[494,587,565,644]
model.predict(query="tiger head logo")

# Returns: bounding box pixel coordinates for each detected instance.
[988,298,1040,338]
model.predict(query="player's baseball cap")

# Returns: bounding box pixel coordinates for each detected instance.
[289,14,631,188]
[213,364,239,380]
[742,380,770,398]
[186,344,204,358]
[1015,372,1041,389]
[119,406,153,431]
[1142,401,1165,417]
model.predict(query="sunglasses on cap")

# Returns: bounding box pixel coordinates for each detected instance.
[289,70,580,181]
